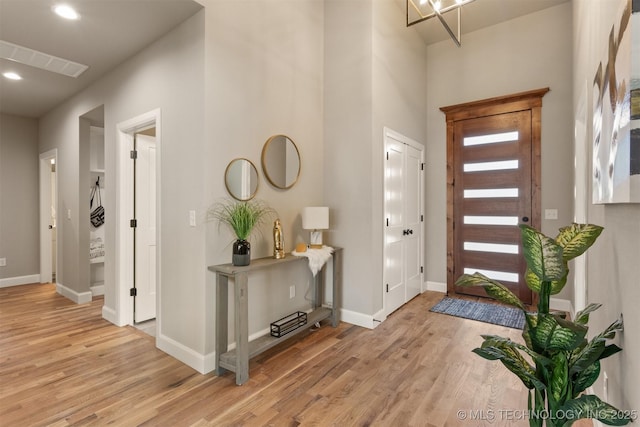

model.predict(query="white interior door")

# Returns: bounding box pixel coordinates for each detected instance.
[384,138,405,314]
[383,129,424,316]
[134,134,157,323]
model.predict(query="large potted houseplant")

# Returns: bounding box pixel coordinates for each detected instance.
[208,198,274,266]
[456,223,633,426]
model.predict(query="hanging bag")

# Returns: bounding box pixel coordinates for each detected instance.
[90,178,105,227]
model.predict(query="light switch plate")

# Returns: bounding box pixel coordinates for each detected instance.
[189,210,196,227]
[0,258,6,267]
[545,209,558,220]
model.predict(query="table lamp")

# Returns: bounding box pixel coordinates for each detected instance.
[302,207,329,249]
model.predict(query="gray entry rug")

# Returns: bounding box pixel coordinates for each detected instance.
[430,297,525,329]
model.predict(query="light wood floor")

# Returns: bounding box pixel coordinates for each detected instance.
[1,283,586,426]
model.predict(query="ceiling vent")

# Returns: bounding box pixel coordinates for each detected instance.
[0,40,88,78]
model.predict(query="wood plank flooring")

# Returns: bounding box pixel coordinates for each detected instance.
[0,283,588,426]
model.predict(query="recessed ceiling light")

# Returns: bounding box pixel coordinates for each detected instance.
[54,4,80,20]
[3,72,22,80]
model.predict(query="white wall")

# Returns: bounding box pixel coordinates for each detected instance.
[202,0,326,359]
[574,0,640,414]
[39,10,207,359]
[324,0,428,320]
[425,3,575,301]
[0,113,40,282]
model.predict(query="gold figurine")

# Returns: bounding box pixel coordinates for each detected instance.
[273,219,285,259]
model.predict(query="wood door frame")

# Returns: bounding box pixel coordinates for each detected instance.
[441,88,549,304]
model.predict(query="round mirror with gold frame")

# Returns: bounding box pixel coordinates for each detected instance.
[225,158,259,201]
[261,134,301,189]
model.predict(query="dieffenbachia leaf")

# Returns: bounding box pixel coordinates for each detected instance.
[555,223,604,261]
[574,303,602,325]
[550,353,569,404]
[525,267,567,295]
[531,313,587,353]
[572,361,600,396]
[520,224,566,282]
[455,273,526,311]
[473,339,545,390]
[558,394,633,425]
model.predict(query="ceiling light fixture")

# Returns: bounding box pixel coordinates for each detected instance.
[53,4,80,20]
[406,0,476,47]
[3,71,22,80]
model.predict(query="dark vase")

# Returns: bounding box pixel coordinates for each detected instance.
[232,239,251,266]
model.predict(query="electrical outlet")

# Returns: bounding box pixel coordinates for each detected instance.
[603,372,609,402]
[0,257,6,267]
[289,285,295,299]
[67,209,71,220]
[545,208,558,220]
[189,210,196,227]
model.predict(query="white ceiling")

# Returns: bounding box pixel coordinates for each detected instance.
[0,0,203,118]
[0,0,567,119]
[405,0,569,46]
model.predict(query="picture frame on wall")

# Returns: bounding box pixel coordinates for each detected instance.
[592,0,640,204]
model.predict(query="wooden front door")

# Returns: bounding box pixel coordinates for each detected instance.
[442,89,548,306]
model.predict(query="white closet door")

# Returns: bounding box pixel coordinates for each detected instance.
[383,129,424,316]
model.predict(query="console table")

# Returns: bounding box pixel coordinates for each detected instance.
[208,247,342,385]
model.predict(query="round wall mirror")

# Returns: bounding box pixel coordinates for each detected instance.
[224,158,259,201]
[261,134,301,189]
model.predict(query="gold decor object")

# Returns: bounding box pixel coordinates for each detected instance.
[273,219,285,259]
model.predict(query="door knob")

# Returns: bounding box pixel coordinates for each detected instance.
[522,216,529,223]
[408,229,413,235]
[403,229,408,236]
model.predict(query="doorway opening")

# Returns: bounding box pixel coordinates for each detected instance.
[115,109,161,333]
[441,88,548,305]
[39,149,58,284]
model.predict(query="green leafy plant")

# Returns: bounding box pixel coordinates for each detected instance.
[208,198,274,241]
[456,223,632,426]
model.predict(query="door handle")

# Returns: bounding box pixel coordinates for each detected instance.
[522,216,529,223]
[403,229,408,236]
[48,225,53,229]
[408,229,413,235]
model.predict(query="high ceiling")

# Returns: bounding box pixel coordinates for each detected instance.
[0,0,568,119]
[0,0,203,118]
[405,0,569,46]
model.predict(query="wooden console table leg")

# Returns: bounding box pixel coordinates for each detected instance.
[331,249,342,327]
[234,272,249,385]
[215,273,229,376]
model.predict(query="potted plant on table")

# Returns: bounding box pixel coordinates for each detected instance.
[456,223,633,426]
[208,198,274,266]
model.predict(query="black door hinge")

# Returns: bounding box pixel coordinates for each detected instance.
[386,218,389,227]
[130,219,137,228]
[130,287,137,297]
[421,162,424,170]
[421,214,424,222]
[386,151,389,160]
[421,266,424,273]
[130,150,138,159]
[386,284,389,293]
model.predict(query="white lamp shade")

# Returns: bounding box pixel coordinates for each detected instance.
[302,207,329,230]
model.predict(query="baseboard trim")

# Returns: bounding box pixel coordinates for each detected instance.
[56,282,93,304]
[156,332,211,374]
[550,297,574,317]
[102,305,119,325]
[0,274,41,288]
[91,283,105,296]
[426,281,447,293]
[340,308,376,329]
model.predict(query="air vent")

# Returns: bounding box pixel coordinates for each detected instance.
[0,40,88,78]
